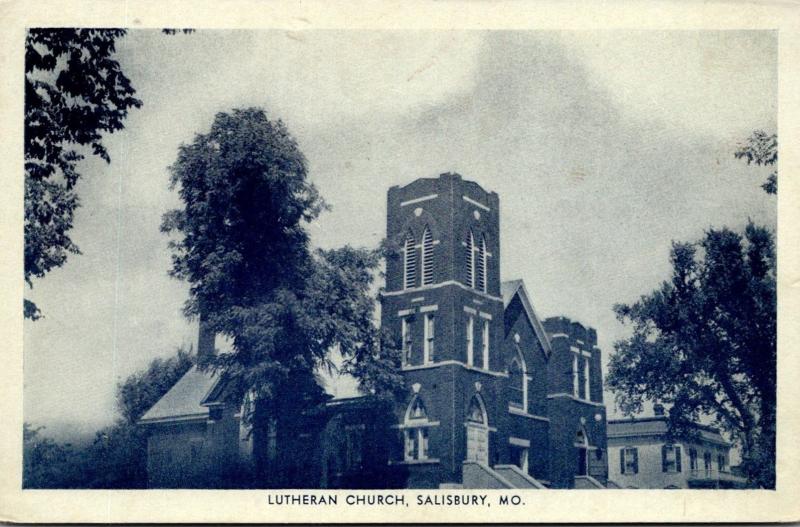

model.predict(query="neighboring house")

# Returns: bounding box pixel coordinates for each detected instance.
[607,406,748,489]
[140,172,610,489]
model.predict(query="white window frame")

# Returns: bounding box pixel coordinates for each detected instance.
[583,357,591,401]
[466,316,474,366]
[404,397,432,461]
[509,346,528,412]
[622,446,638,475]
[424,313,435,364]
[401,317,412,366]
[572,354,579,397]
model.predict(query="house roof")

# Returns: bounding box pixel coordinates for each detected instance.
[501,279,553,357]
[607,417,730,447]
[139,366,221,424]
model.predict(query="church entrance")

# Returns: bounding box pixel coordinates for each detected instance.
[465,395,489,464]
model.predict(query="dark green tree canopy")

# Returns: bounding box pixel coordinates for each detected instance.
[607,222,776,488]
[162,108,401,412]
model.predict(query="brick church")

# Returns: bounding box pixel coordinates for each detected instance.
[140,173,610,489]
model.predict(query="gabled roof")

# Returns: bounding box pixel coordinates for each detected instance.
[501,279,553,357]
[139,366,221,425]
[607,417,730,447]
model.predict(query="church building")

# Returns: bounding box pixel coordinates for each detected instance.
[139,172,610,489]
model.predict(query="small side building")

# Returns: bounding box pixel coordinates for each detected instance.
[607,406,748,489]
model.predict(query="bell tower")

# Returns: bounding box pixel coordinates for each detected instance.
[382,172,506,487]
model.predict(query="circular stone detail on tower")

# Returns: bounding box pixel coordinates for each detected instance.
[414,207,423,217]
[473,210,481,220]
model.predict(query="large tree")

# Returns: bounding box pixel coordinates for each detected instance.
[606,222,776,488]
[161,108,401,421]
[24,28,190,320]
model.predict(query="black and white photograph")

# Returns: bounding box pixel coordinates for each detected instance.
[5,1,800,522]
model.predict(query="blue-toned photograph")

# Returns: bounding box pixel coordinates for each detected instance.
[23,29,776,490]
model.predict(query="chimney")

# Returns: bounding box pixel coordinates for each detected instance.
[197,312,216,368]
[653,403,666,417]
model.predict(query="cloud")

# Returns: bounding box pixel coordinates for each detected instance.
[24,30,776,431]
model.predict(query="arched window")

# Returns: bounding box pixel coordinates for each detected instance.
[467,395,487,425]
[509,347,527,411]
[476,235,487,292]
[421,226,434,285]
[403,232,416,289]
[465,230,475,287]
[404,396,431,461]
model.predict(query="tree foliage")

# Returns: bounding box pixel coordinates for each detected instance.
[735,130,777,194]
[162,108,402,418]
[24,29,191,320]
[24,29,142,319]
[23,347,194,488]
[606,222,776,488]
[117,346,194,425]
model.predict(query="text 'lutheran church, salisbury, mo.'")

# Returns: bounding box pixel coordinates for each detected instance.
[139,172,611,489]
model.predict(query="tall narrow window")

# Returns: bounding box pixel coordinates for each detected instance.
[584,357,591,401]
[481,320,490,370]
[403,233,416,289]
[689,448,698,471]
[465,231,475,287]
[509,357,524,410]
[401,317,412,366]
[572,354,579,397]
[424,314,435,364]
[480,235,488,292]
[662,444,682,473]
[621,447,639,474]
[475,235,486,292]
[404,397,432,461]
[466,316,475,366]
[421,226,434,285]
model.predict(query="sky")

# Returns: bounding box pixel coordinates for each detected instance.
[23,30,777,439]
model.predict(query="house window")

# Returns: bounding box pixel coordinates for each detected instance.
[717,453,727,472]
[689,448,698,470]
[662,444,682,473]
[404,397,432,461]
[421,226,434,285]
[481,320,490,370]
[704,451,712,472]
[465,230,475,288]
[572,354,579,397]
[401,317,413,366]
[509,347,527,411]
[620,447,639,474]
[423,314,435,364]
[583,357,591,401]
[345,424,365,471]
[403,233,416,289]
[466,316,474,366]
